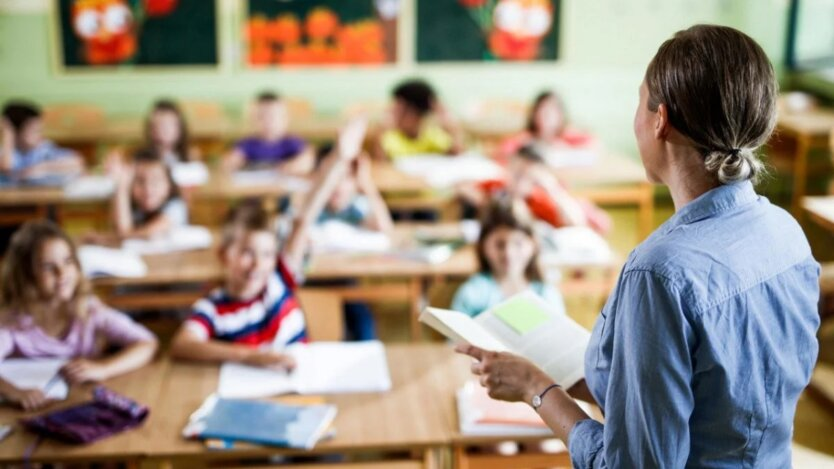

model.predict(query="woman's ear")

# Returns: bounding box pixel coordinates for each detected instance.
[655,103,670,139]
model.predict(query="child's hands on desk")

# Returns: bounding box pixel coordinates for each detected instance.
[61,358,111,384]
[6,388,53,412]
[242,350,297,371]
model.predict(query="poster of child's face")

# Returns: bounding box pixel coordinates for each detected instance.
[418,0,560,63]
[57,0,218,68]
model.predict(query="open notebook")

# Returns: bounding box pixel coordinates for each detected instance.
[394,152,504,188]
[183,394,337,449]
[77,245,148,278]
[457,381,593,437]
[0,358,69,401]
[218,341,392,399]
[420,291,590,389]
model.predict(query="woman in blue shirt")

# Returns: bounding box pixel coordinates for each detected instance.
[458,25,820,467]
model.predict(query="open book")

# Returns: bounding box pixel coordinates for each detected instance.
[420,291,590,389]
[0,358,69,401]
[218,341,392,399]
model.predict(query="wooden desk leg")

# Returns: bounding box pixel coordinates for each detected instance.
[792,135,811,218]
[423,446,448,469]
[638,182,655,241]
[409,277,425,341]
[454,446,469,469]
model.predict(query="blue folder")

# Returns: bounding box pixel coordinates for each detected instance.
[183,395,337,450]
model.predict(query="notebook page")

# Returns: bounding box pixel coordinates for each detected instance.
[475,292,590,388]
[217,362,296,398]
[288,341,392,394]
[0,358,69,400]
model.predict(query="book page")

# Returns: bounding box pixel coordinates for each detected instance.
[475,292,590,389]
[420,307,509,352]
[0,358,69,400]
[288,341,392,394]
[217,362,295,399]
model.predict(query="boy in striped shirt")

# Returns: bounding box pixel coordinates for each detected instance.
[170,118,369,369]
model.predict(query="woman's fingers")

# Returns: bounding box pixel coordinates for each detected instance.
[455,343,486,361]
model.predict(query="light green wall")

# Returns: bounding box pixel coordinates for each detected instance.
[0,0,797,155]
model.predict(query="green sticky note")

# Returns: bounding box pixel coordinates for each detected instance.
[493,297,549,335]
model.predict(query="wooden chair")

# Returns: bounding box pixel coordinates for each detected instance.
[297,288,344,341]
[42,103,105,165]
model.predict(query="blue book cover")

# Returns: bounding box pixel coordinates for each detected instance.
[183,395,337,450]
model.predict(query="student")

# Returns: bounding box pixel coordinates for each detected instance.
[0,221,158,411]
[497,91,596,161]
[0,101,84,179]
[170,119,369,365]
[452,198,565,318]
[111,148,188,240]
[144,99,200,165]
[372,79,465,161]
[315,146,393,232]
[457,144,611,234]
[223,91,314,175]
[307,146,393,341]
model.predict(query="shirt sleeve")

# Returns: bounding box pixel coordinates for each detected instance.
[0,328,14,360]
[569,270,696,468]
[426,126,453,153]
[90,299,156,347]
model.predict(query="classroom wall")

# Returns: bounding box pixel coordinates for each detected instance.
[0,0,804,156]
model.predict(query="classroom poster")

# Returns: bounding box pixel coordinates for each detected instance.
[56,0,218,69]
[244,0,400,67]
[417,0,561,62]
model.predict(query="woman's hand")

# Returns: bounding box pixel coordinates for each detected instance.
[61,358,111,384]
[456,343,555,403]
[7,388,53,412]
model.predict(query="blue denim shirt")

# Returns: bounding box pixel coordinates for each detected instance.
[570,181,820,468]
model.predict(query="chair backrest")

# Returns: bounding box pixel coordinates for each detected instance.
[296,288,344,341]
[42,103,105,130]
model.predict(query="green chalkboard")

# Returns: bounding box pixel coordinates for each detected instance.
[417,0,560,63]
[57,0,218,68]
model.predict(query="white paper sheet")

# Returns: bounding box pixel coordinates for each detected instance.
[0,358,69,400]
[218,341,392,398]
[536,224,613,267]
[63,175,115,200]
[394,153,504,188]
[78,245,148,278]
[171,162,210,187]
[121,225,213,255]
[309,221,391,254]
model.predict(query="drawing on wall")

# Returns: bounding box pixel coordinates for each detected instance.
[418,0,560,62]
[244,0,400,67]
[56,0,218,68]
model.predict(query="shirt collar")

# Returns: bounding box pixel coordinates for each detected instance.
[663,180,759,232]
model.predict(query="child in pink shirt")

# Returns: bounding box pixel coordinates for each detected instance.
[0,221,157,411]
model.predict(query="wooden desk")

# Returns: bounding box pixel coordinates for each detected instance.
[143,344,469,468]
[0,359,170,465]
[774,109,834,216]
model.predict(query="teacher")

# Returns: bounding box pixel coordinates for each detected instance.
[458,24,821,467]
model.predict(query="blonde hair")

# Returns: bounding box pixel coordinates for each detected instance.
[645,25,777,184]
[0,221,89,325]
